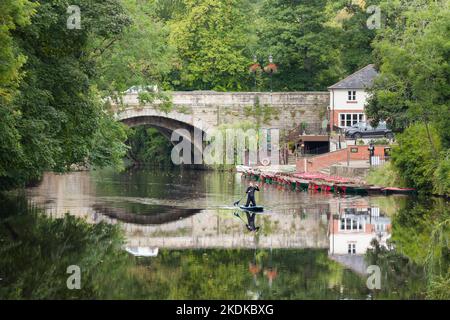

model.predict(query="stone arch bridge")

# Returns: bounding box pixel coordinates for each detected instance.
[113,91,330,162]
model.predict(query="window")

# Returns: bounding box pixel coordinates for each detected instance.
[340,218,363,231]
[359,114,364,122]
[340,113,365,127]
[348,91,356,101]
[348,244,356,254]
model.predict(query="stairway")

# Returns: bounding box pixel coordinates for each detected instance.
[287,154,297,165]
[319,167,331,175]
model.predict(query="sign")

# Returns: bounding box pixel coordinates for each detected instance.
[350,147,358,153]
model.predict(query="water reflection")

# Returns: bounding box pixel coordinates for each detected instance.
[328,198,392,274]
[26,170,334,249]
[234,211,261,232]
[2,168,448,299]
[26,170,400,253]
[93,203,200,225]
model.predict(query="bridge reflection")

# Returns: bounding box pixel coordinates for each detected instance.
[92,204,200,225]
[26,171,392,252]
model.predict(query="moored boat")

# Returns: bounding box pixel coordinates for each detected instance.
[382,187,417,195]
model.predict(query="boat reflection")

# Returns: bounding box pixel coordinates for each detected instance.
[125,246,159,257]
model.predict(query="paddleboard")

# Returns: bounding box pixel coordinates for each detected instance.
[239,205,264,212]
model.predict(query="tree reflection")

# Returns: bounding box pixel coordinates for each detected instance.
[0,194,147,299]
[365,197,449,299]
[1,193,447,300]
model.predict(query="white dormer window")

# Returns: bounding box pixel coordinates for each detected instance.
[348,91,356,101]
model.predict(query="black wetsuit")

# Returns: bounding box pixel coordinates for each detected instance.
[245,185,259,207]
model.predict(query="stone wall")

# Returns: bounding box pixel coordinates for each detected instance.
[119,91,330,132]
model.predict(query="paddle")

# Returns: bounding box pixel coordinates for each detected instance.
[233,212,246,223]
[233,195,246,206]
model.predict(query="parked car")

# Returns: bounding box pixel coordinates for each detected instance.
[344,122,394,139]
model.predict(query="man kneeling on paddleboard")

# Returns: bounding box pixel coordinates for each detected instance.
[245,182,259,207]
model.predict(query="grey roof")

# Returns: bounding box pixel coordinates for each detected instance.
[328,64,378,89]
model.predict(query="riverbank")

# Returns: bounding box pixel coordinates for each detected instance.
[241,167,417,196]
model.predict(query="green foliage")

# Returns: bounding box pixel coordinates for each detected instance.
[368,138,390,145]
[138,91,174,114]
[433,152,450,196]
[0,195,147,299]
[0,0,131,190]
[366,0,450,142]
[391,124,445,194]
[337,0,379,74]
[0,0,36,102]
[87,109,129,170]
[366,162,407,188]
[364,0,450,195]
[95,0,176,96]
[365,197,450,300]
[168,0,254,91]
[175,105,192,114]
[387,197,450,299]
[126,127,174,166]
[365,239,427,299]
[0,0,37,189]
[256,0,345,91]
[243,97,278,125]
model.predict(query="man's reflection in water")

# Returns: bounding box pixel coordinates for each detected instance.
[245,212,260,232]
[234,211,260,232]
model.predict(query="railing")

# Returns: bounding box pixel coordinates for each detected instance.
[287,123,330,139]
[370,156,387,167]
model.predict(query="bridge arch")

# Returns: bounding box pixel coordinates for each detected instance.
[117,108,209,165]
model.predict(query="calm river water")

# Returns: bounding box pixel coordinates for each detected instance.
[0,168,448,299]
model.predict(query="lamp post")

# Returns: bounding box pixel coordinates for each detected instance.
[249,55,278,93]
[249,55,261,92]
[264,55,277,94]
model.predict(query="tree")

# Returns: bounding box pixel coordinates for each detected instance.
[0,0,36,101]
[256,0,345,91]
[390,124,443,193]
[0,0,132,190]
[338,0,379,74]
[95,0,177,96]
[366,0,450,145]
[168,0,254,91]
[364,0,450,195]
[126,127,174,167]
[0,0,37,189]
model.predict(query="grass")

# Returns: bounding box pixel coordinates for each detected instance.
[366,162,408,188]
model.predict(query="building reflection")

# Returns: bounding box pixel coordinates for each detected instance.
[328,197,392,273]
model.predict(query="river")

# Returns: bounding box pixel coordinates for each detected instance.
[0,168,448,299]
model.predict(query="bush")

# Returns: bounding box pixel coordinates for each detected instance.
[366,162,407,188]
[433,153,450,197]
[391,124,443,193]
[369,138,390,145]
